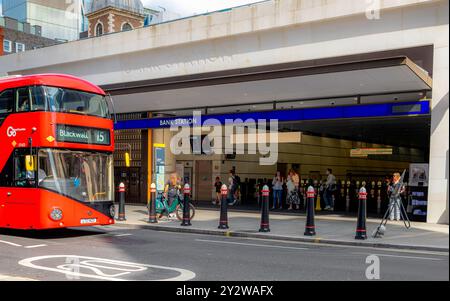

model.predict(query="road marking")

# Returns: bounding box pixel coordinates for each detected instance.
[352,252,444,261]
[25,244,47,249]
[0,240,22,247]
[114,234,132,237]
[0,274,36,281]
[18,255,196,281]
[196,239,308,250]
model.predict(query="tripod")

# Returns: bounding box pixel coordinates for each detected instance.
[372,170,411,238]
[372,197,411,238]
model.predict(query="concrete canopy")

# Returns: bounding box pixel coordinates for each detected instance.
[106,56,432,114]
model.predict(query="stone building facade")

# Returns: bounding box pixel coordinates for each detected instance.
[86,0,145,37]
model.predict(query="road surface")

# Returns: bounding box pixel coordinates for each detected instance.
[0,225,448,281]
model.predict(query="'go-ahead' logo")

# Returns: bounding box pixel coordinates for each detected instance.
[6,126,26,138]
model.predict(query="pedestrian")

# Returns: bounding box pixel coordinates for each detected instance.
[234,172,241,205]
[324,168,336,211]
[163,172,182,218]
[287,170,300,210]
[271,171,284,210]
[228,170,238,206]
[387,172,405,221]
[214,176,222,205]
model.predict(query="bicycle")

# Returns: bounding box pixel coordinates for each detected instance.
[148,192,196,221]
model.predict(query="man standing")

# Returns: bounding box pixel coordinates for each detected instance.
[387,172,405,221]
[324,168,336,211]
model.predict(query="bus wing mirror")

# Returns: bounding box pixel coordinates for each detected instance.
[125,152,131,168]
[25,155,35,172]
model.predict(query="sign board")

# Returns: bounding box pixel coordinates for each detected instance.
[350,148,393,157]
[154,146,166,191]
[56,124,110,146]
[409,163,429,187]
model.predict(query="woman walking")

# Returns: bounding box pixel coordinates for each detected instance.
[287,170,301,210]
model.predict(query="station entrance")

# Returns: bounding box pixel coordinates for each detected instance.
[110,52,434,222]
[163,109,430,220]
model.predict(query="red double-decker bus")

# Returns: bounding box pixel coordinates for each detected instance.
[0,74,115,230]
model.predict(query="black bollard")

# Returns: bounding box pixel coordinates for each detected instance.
[117,182,126,221]
[259,185,270,232]
[148,183,158,224]
[181,184,192,226]
[218,184,229,229]
[355,186,368,240]
[304,186,316,236]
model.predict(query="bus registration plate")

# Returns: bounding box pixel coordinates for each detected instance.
[80,218,97,224]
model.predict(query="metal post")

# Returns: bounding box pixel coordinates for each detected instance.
[117,182,126,221]
[148,183,158,224]
[355,187,368,240]
[345,180,351,212]
[304,186,316,236]
[376,180,382,215]
[259,185,270,232]
[218,184,229,229]
[181,184,192,226]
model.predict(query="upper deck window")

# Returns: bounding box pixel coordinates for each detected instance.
[45,86,109,118]
[0,89,14,114]
[15,86,47,112]
[2,85,110,118]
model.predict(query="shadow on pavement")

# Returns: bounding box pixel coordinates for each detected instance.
[0,227,107,240]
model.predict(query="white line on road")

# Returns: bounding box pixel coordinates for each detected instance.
[0,240,22,247]
[114,234,133,237]
[352,252,444,261]
[0,274,37,281]
[196,239,309,250]
[25,244,47,249]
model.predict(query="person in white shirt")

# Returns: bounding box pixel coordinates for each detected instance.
[324,168,336,211]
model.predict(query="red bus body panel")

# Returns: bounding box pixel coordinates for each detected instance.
[0,74,115,230]
[0,189,114,230]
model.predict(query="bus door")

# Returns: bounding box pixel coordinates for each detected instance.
[2,149,38,228]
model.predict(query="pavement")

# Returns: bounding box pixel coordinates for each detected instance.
[115,204,450,252]
[0,226,448,281]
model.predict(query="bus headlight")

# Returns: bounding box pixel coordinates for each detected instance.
[49,208,63,221]
[109,205,116,217]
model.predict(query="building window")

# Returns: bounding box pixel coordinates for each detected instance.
[15,42,26,52]
[96,23,103,36]
[3,40,12,53]
[122,23,133,31]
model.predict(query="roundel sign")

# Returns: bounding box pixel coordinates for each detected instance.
[6,126,26,138]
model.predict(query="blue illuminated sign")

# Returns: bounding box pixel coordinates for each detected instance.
[114,101,430,130]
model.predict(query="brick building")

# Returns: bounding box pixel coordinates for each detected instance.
[0,27,4,56]
[86,0,145,38]
[0,16,59,56]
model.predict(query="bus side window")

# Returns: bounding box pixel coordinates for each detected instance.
[14,153,36,187]
[30,86,47,111]
[0,89,14,126]
[0,89,14,114]
[16,87,31,112]
[0,155,14,187]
